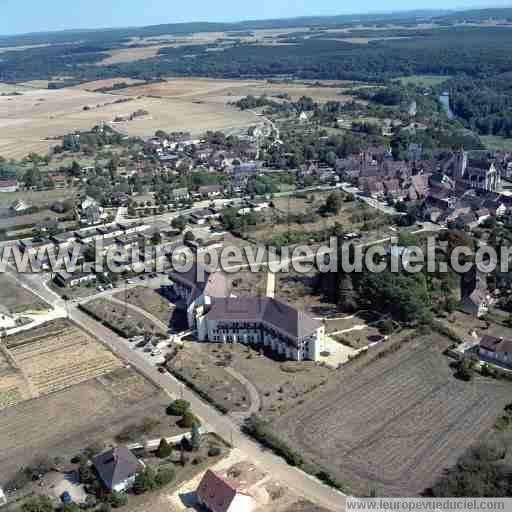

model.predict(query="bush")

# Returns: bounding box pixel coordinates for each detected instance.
[133,467,157,495]
[21,496,54,512]
[179,410,201,429]
[155,467,175,487]
[192,455,206,465]
[109,491,128,508]
[155,438,173,458]
[166,399,190,416]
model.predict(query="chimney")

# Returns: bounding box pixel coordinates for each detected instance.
[265,272,276,299]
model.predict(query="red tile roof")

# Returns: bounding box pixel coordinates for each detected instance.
[197,470,239,512]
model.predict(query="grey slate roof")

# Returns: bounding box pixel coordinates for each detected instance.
[205,296,321,342]
[92,446,142,490]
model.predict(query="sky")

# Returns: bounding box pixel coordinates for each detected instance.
[1,0,511,35]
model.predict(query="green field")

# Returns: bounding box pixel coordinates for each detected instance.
[481,135,512,152]
[396,75,452,87]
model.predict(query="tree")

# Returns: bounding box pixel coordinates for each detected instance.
[156,438,173,458]
[183,231,195,242]
[191,422,201,452]
[109,491,128,508]
[171,215,187,232]
[21,496,53,512]
[179,410,200,429]
[166,399,190,416]
[321,192,343,216]
[78,460,96,485]
[62,505,80,512]
[133,467,157,494]
[151,232,162,245]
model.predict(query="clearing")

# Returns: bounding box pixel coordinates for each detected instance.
[396,75,452,87]
[272,333,512,496]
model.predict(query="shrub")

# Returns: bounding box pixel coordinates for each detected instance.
[192,455,206,465]
[155,467,175,487]
[133,467,157,495]
[166,399,190,416]
[109,491,128,508]
[155,438,173,458]
[179,410,201,429]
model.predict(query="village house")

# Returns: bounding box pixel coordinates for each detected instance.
[460,269,493,317]
[190,207,220,225]
[48,174,67,189]
[171,187,190,202]
[92,446,144,493]
[10,199,30,212]
[198,184,224,198]
[0,179,19,193]
[196,470,257,512]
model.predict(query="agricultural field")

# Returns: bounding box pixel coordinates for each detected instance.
[114,286,174,326]
[0,272,48,314]
[80,297,167,337]
[114,77,356,105]
[0,82,255,159]
[0,365,172,487]
[272,334,512,496]
[4,318,122,397]
[396,74,452,87]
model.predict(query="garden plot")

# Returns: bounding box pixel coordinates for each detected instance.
[5,318,122,397]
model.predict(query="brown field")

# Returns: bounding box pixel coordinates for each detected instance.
[114,286,174,326]
[0,82,255,159]
[80,297,167,337]
[4,318,122,398]
[166,342,251,413]
[70,77,145,91]
[0,273,48,314]
[272,334,512,496]
[0,365,172,487]
[116,77,355,105]
[96,45,168,66]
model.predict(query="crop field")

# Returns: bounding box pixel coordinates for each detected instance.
[0,82,255,159]
[0,365,171,487]
[4,318,122,397]
[115,77,356,105]
[0,348,30,411]
[96,45,169,66]
[272,334,512,496]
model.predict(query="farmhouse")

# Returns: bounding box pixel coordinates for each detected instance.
[0,180,18,193]
[196,470,256,512]
[92,446,144,493]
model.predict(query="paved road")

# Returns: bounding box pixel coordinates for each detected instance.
[8,269,345,511]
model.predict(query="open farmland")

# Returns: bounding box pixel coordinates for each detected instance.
[114,77,356,105]
[272,334,512,496]
[0,366,172,487]
[4,318,122,397]
[0,82,255,159]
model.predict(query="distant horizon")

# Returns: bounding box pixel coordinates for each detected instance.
[1,1,512,38]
